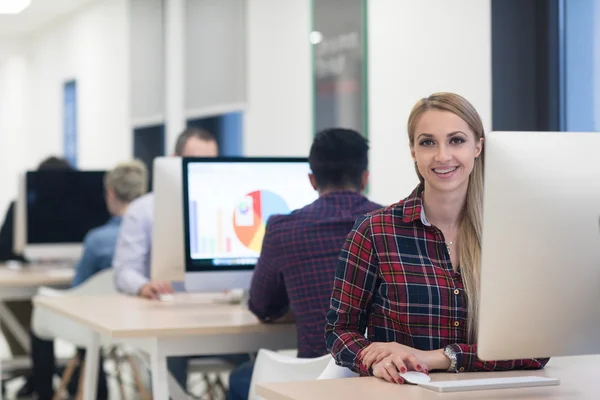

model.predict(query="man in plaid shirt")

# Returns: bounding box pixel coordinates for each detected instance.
[228,128,381,400]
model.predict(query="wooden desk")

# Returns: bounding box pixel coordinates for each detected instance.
[257,355,598,399]
[34,294,297,400]
[0,263,73,400]
[0,263,73,299]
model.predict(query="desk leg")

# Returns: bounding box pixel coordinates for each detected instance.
[150,343,170,400]
[82,333,100,400]
[0,356,3,400]
[0,301,31,353]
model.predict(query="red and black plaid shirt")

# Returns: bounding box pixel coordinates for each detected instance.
[325,185,549,375]
[249,191,381,358]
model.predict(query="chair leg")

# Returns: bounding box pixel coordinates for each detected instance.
[113,354,127,400]
[52,355,79,400]
[202,374,214,400]
[214,375,227,397]
[125,354,152,400]
[76,360,86,400]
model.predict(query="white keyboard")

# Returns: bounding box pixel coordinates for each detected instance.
[420,376,560,393]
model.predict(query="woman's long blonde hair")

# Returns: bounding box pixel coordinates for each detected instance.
[407,92,485,341]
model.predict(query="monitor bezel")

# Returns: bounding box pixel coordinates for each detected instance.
[182,156,310,273]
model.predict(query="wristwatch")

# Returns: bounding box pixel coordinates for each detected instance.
[443,345,458,372]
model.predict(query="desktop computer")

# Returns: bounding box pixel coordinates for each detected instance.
[14,170,110,262]
[477,131,600,361]
[181,157,318,292]
[150,157,186,282]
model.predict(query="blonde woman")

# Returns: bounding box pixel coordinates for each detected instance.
[33,160,148,400]
[325,93,549,384]
[72,160,148,286]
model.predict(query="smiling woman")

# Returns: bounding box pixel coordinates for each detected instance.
[325,92,549,386]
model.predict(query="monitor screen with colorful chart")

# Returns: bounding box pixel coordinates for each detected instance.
[182,157,318,271]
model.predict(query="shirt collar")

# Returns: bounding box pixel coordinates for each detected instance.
[108,216,122,225]
[401,185,426,225]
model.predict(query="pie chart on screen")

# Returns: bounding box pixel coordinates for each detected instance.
[233,190,289,251]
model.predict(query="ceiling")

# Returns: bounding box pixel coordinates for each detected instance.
[0,0,99,38]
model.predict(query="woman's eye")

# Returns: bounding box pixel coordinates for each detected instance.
[450,137,465,145]
[419,139,434,146]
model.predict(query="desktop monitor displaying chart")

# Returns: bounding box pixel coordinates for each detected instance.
[182,157,318,291]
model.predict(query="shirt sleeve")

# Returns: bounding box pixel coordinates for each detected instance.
[248,218,289,321]
[325,214,378,376]
[112,203,150,295]
[448,344,550,372]
[72,233,101,287]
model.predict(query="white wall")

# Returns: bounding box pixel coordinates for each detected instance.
[244,0,312,157]
[0,0,129,218]
[0,40,30,216]
[368,0,492,205]
[27,0,130,170]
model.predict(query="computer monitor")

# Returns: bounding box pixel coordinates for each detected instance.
[182,157,319,292]
[17,170,110,261]
[477,131,600,361]
[150,157,186,282]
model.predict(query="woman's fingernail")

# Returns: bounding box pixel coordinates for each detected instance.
[397,378,404,384]
[424,369,429,375]
[400,367,407,373]
[416,365,422,371]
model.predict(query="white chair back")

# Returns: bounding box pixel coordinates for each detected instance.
[32,269,117,344]
[248,349,331,400]
[317,356,359,379]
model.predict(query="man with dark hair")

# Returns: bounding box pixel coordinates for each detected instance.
[227,128,382,400]
[174,127,218,156]
[112,127,220,393]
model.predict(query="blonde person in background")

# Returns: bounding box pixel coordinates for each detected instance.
[32,160,148,400]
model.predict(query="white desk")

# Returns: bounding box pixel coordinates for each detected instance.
[33,293,297,400]
[257,355,600,400]
[0,263,73,300]
[0,263,73,400]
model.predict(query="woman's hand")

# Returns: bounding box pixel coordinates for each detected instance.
[361,343,452,382]
[360,342,429,375]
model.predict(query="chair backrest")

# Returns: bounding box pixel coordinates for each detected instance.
[32,269,117,343]
[37,268,117,298]
[248,349,331,400]
[317,356,359,379]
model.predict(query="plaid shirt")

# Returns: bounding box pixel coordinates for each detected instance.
[325,186,549,375]
[249,191,381,358]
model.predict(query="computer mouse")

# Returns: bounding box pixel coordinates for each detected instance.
[399,371,431,385]
[157,294,175,302]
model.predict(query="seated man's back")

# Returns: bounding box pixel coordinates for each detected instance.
[250,193,380,357]
[248,128,381,358]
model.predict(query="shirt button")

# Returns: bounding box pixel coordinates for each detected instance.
[454,289,460,295]
[454,321,460,327]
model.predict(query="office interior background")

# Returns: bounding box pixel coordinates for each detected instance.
[0,0,598,221]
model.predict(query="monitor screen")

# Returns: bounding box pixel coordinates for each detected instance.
[26,170,110,244]
[182,157,318,272]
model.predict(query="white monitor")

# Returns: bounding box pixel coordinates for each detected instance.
[182,157,319,292]
[15,170,110,262]
[150,157,186,282]
[477,131,600,361]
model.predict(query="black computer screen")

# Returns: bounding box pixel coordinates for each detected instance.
[26,171,110,244]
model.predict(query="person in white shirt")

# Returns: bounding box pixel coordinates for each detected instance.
[112,127,219,390]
